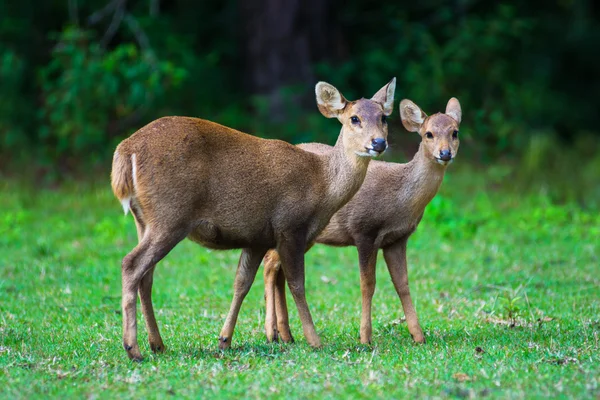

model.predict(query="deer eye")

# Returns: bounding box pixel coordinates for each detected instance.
[350,116,360,124]
[425,132,433,139]
[452,130,459,139]
[381,115,387,124]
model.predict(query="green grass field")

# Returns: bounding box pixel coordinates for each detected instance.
[1,164,598,399]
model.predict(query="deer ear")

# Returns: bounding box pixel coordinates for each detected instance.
[400,99,427,132]
[371,77,396,116]
[315,82,347,118]
[445,97,462,124]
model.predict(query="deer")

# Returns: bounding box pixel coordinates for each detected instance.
[110,78,396,360]
[263,97,461,345]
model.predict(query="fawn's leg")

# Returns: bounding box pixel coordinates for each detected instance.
[273,266,294,343]
[383,238,425,343]
[263,250,281,342]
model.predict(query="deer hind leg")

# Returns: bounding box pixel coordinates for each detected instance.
[131,202,146,242]
[130,205,164,353]
[263,250,281,342]
[277,237,320,348]
[274,266,294,343]
[263,250,295,343]
[121,228,186,361]
[383,238,425,344]
[356,238,378,344]
[138,266,165,353]
[219,247,268,350]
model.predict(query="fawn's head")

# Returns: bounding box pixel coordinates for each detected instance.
[315,78,396,157]
[400,98,461,166]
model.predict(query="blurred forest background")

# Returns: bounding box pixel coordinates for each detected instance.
[0,0,599,204]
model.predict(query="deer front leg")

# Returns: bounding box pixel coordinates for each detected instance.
[383,238,425,343]
[273,242,315,342]
[277,237,321,348]
[356,238,378,344]
[219,248,267,350]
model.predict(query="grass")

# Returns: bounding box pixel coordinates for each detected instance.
[0,163,598,399]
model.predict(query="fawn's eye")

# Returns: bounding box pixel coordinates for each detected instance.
[350,116,360,124]
[426,131,433,139]
[452,130,459,139]
[381,115,387,124]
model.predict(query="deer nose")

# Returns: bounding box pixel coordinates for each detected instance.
[439,149,452,161]
[371,138,387,153]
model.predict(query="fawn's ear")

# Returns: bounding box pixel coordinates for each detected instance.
[371,77,396,116]
[400,99,427,132]
[315,82,347,118]
[445,97,462,124]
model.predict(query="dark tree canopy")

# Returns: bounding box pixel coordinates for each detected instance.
[0,0,598,172]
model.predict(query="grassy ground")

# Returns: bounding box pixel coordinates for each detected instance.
[1,164,598,399]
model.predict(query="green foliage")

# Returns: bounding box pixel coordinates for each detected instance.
[498,291,523,326]
[317,3,570,156]
[37,27,186,165]
[0,0,598,182]
[1,167,598,398]
[0,46,29,151]
[517,132,600,208]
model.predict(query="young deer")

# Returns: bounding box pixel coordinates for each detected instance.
[263,97,461,345]
[110,79,396,360]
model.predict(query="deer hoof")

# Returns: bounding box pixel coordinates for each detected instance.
[124,344,143,361]
[411,333,426,344]
[150,342,166,353]
[218,336,231,350]
[269,331,279,343]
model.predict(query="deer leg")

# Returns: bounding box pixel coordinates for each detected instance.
[272,242,314,343]
[274,266,294,343]
[277,238,320,348]
[121,231,184,361]
[356,239,378,344]
[263,250,280,343]
[130,208,164,353]
[383,238,425,343]
[131,204,146,242]
[138,267,165,353]
[264,250,294,343]
[219,248,267,350]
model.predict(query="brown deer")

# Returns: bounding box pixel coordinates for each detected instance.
[110,79,396,360]
[263,97,461,345]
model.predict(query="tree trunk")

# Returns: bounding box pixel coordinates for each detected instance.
[240,0,331,120]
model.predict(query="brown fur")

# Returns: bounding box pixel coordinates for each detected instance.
[110,151,134,201]
[263,98,461,345]
[111,79,396,360]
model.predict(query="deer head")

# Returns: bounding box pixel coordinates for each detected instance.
[400,97,461,166]
[316,78,396,157]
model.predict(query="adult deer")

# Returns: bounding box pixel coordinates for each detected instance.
[263,97,461,345]
[111,79,396,360]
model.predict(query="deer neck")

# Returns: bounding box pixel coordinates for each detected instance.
[322,128,371,207]
[401,143,447,213]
